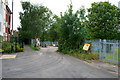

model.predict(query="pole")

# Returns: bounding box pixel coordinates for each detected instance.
[11,0,13,53]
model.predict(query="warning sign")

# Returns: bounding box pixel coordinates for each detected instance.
[83,43,90,51]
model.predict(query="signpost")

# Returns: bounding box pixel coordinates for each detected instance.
[11,0,14,53]
[83,43,90,51]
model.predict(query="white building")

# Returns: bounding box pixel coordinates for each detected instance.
[2,0,7,38]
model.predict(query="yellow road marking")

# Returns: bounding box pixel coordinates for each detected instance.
[0,55,16,59]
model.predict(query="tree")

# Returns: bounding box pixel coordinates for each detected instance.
[58,3,88,53]
[19,1,52,44]
[48,25,58,42]
[87,1,120,40]
[47,15,60,42]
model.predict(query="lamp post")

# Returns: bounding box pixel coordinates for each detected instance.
[11,0,13,53]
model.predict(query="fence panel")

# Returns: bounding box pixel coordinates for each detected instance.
[85,39,120,64]
[31,39,58,46]
[101,40,119,64]
[2,36,24,53]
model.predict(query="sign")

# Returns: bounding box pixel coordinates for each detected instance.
[83,43,90,51]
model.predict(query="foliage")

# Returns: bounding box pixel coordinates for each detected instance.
[67,50,99,60]
[19,1,52,44]
[87,1,120,40]
[58,3,88,53]
[2,41,11,50]
[0,35,2,42]
[48,25,58,42]
[4,46,11,53]
[16,46,24,52]
[2,41,24,54]
[43,15,61,42]
[30,45,40,51]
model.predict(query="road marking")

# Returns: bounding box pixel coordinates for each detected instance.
[0,55,16,59]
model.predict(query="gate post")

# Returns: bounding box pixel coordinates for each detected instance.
[113,43,115,62]
[99,39,101,60]
[103,39,106,60]
[15,37,17,52]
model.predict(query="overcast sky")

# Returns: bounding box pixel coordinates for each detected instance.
[7,0,119,30]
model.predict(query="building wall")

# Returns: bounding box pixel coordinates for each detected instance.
[0,0,2,36]
[1,0,6,38]
[6,5,11,41]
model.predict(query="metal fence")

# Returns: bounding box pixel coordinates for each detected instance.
[31,39,58,46]
[85,39,120,64]
[1,36,24,53]
[43,41,58,46]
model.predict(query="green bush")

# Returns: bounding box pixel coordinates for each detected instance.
[4,46,11,53]
[0,36,2,42]
[2,41,24,54]
[2,41,11,50]
[67,49,99,60]
[17,47,24,52]
[30,45,40,51]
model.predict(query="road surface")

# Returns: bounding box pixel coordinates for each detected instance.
[2,46,118,78]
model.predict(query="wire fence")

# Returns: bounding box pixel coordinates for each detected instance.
[85,39,120,64]
[31,39,58,46]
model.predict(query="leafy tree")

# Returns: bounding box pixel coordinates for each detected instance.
[58,3,88,53]
[19,1,52,44]
[47,15,61,42]
[48,26,58,42]
[87,1,120,40]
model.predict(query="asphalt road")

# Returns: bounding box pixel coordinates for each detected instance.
[2,46,118,78]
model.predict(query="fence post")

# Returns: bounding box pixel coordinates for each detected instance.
[103,39,106,60]
[99,39,101,60]
[15,37,17,52]
[113,43,115,62]
[117,40,119,63]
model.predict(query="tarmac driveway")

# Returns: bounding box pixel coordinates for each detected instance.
[2,46,118,78]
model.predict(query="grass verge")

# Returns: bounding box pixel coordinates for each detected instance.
[30,45,40,51]
[68,52,99,60]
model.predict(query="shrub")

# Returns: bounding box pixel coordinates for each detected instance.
[2,41,11,50]
[4,46,11,53]
[0,49,4,53]
[67,49,99,60]
[2,41,24,54]
[30,45,40,51]
[17,47,24,52]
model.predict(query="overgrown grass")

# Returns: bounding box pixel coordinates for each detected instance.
[69,52,99,60]
[100,48,120,64]
[30,45,40,51]
[60,49,99,60]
